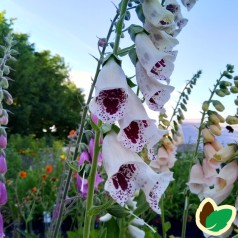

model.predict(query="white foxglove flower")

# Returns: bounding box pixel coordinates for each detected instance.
[143,20,179,51]
[89,58,128,124]
[131,217,145,226]
[117,87,167,159]
[135,33,175,82]
[102,132,173,214]
[99,213,112,222]
[181,0,198,11]
[128,225,145,238]
[136,62,174,111]
[142,0,174,28]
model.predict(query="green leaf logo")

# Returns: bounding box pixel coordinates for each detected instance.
[196,198,236,236]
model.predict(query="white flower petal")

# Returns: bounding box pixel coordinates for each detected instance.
[136,62,174,111]
[131,217,145,226]
[144,20,179,51]
[142,0,174,28]
[99,213,112,222]
[128,225,145,238]
[118,87,166,155]
[135,33,175,82]
[102,132,173,214]
[89,59,128,124]
[181,0,198,11]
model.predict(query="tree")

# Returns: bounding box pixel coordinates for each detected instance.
[0,12,85,139]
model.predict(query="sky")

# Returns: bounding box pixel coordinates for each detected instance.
[1,0,238,121]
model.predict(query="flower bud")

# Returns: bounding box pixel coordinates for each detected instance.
[201,128,214,143]
[3,90,13,105]
[226,115,238,125]
[215,113,225,123]
[214,144,238,162]
[223,71,233,79]
[215,89,226,97]
[99,213,112,222]
[211,139,223,151]
[234,80,238,87]
[209,124,221,136]
[0,153,7,174]
[0,128,7,149]
[0,181,7,205]
[208,114,220,124]
[234,98,238,106]
[98,38,107,48]
[0,77,9,89]
[212,100,225,112]
[0,110,8,125]
[202,101,209,111]
[221,88,231,95]
[230,86,238,94]
[220,80,232,87]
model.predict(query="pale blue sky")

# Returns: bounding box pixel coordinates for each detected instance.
[1,0,238,120]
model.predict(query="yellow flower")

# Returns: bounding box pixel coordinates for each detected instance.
[60,154,66,160]
[214,144,238,162]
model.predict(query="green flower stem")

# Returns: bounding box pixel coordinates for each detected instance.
[119,218,126,238]
[181,72,225,238]
[50,12,119,238]
[113,0,130,55]
[83,126,101,238]
[160,196,166,238]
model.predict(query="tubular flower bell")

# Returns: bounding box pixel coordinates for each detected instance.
[102,132,173,214]
[135,33,175,83]
[89,58,129,124]
[142,0,174,28]
[117,87,167,159]
[136,62,174,112]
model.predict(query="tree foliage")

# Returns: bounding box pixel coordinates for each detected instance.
[0,11,85,139]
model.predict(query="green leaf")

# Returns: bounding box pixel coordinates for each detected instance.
[128,24,146,41]
[106,204,129,218]
[99,228,107,238]
[101,123,112,134]
[206,209,233,232]
[164,221,171,233]
[135,4,145,23]
[104,218,119,238]
[88,198,115,216]
[128,48,137,66]
[127,77,137,88]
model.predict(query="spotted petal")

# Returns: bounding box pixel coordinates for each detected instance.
[135,33,175,83]
[144,20,179,51]
[89,59,128,124]
[117,87,167,157]
[136,62,174,111]
[102,132,173,214]
[142,0,174,28]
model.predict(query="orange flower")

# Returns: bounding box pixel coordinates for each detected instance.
[19,171,27,179]
[31,187,37,192]
[42,174,48,180]
[68,129,76,138]
[45,165,53,173]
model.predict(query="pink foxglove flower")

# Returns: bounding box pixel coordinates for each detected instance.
[187,163,205,195]
[150,146,177,172]
[143,20,179,52]
[214,144,237,163]
[89,138,103,166]
[142,0,174,28]
[89,58,128,124]
[204,143,221,168]
[117,87,167,159]
[202,159,217,186]
[136,62,174,111]
[0,134,7,149]
[202,161,238,204]
[181,0,198,11]
[0,110,8,126]
[135,33,175,83]
[0,153,7,174]
[102,132,173,214]
[0,182,7,205]
[0,213,4,238]
[76,172,103,198]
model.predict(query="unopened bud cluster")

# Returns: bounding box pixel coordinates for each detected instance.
[0,33,17,236]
